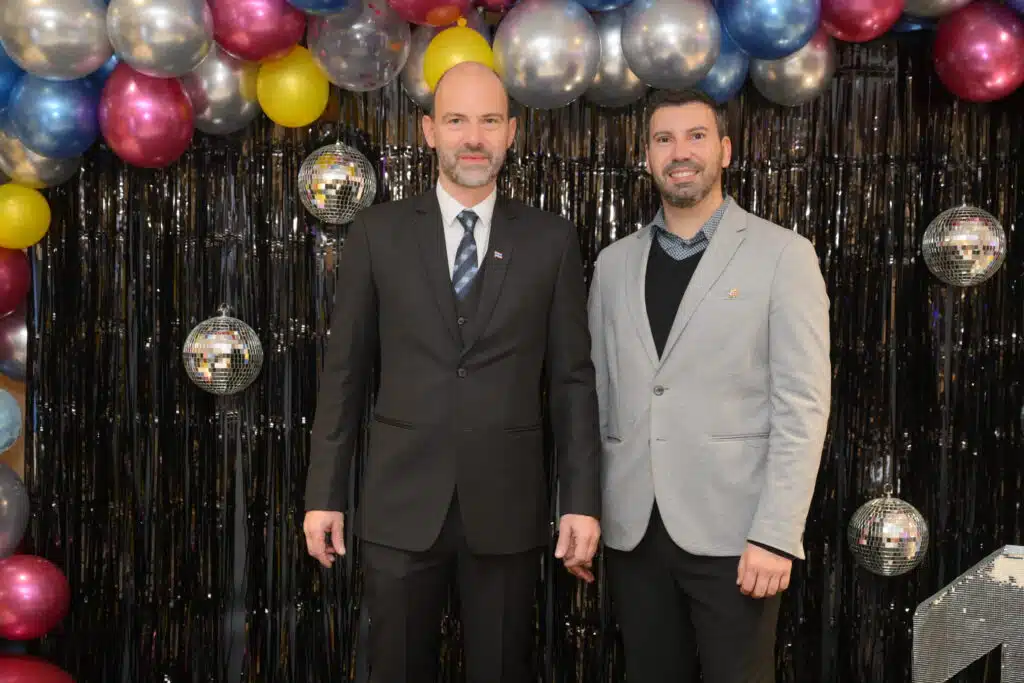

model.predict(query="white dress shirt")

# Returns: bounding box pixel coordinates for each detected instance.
[435,182,497,278]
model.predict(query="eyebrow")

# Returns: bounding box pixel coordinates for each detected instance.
[442,112,506,120]
[652,125,709,137]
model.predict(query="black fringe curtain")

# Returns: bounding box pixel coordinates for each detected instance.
[23,32,1024,683]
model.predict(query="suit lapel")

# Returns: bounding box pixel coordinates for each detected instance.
[657,202,747,367]
[460,198,514,352]
[625,227,659,368]
[413,192,461,345]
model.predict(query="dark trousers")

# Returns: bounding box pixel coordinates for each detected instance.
[605,505,782,683]
[361,493,541,683]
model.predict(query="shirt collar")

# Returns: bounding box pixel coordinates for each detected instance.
[650,196,732,245]
[436,182,497,229]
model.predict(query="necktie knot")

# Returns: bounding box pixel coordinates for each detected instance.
[457,210,478,234]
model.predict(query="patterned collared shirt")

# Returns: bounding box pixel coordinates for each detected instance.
[649,197,732,261]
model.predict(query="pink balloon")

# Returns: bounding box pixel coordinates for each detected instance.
[0,656,73,683]
[210,0,307,62]
[99,64,195,169]
[387,0,474,25]
[473,0,516,12]
[822,0,902,42]
[934,1,1024,102]
[0,250,29,319]
[0,555,71,641]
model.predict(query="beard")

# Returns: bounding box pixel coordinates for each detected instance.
[655,152,723,208]
[438,144,503,188]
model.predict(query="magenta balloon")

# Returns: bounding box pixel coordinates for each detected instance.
[934,1,1024,102]
[210,0,307,62]
[0,656,73,683]
[0,249,29,319]
[822,0,903,42]
[0,555,71,641]
[99,63,195,169]
[387,0,474,25]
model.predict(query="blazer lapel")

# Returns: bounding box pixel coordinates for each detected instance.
[413,192,461,345]
[625,227,659,369]
[657,202,747,367]
[460,198,514,352]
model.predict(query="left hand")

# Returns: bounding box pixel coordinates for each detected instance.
[737,543,792,598]
[554,514,601,583]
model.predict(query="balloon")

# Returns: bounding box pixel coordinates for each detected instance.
[0,124,80,190]
[576,0,632,8]
[0,0,112,81]
[0,463,26,559]
[401,12,491,109]
[695,27,749,104]
[180,45,261,136]
[493,0,602,109]
[286,0,352,13]
[1010,0,1024,15]
[902,0,968,17]
[933,1,1024,102]
[0,391,22,454]
[308,0,412,92]
[6,76,100,159]
[0,556,70,641]
[256,46,331,127]
[474,0,518,10]
[422,19,494,93]
[716,0,820,59]
[107,0,215,78]
[585,8,648,108]
[891,13,936,29]
[622,0,720,90]
[0,308,26,381]
[87,54,120,88]
[0,251,28,320]
[0,48,21,116]
[387,0,475,25]
[98,64,195,168]
[822,0,903,41]
[750,28,836,106]
[209,0,307,63]
[0,656,73,683]
[0,185,50,249]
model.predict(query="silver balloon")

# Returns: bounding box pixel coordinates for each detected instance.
[0,126,80,189]
[0,464,28,559]
[903,0,971,17]
[922,205,1006,287]
[179,44,260,136]
[107,0,215,78]
[0,312,26,382]
[0,0,112,81]
[848,487,929,577]
[750,29,836,107]
[621,0,721,90]
[308,0,412,92]
[493,0,602,110]
[585,8,648,108]
[401,12,491,110]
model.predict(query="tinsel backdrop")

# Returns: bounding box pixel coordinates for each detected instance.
[21,32,1024,683]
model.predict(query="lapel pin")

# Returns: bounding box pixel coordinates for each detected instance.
[727,288,739,298]
[494,251,504,260]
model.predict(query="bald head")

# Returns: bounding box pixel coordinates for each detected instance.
[432,61,509,117]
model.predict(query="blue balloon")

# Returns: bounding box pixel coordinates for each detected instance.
[87,53,120,88]
[574,0,633,9]
[715,0,819,60]
[1009,0,1023,14]
[0,46,22,116]
[696,29,749,104]
[0,389,20,453]
[7,74,100,159]
[285,0,352,13]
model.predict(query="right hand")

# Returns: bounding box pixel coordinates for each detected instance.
[303,510,345,567]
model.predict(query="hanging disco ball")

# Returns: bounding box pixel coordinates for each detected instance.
[921,205,1006,287]
[182,314,263,395]
[848,486,929,576]
[298,142,377,225]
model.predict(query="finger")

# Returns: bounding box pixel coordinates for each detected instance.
[752,571,771,599]
[567,563,594,583]
[331,518,346,556]
[740,567,758,595]
[570,530,591,566]
[737,555,746,585]
[305,529,325,560]
[554,522,572,559]
[780,570,791,592]
[765,573,782,597]
[584,530,600,563]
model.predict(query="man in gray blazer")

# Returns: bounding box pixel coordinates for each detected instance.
[589,89,831,682]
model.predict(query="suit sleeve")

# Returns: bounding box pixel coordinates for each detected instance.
[546,223,602,520]
[587,254,609,438]
[304,215,378,513]
[747,236,831,558]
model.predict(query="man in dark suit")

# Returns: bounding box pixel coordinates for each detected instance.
[302,60,602,683]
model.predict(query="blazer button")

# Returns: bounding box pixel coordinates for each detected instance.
[653,385,665,395]
[457,316,467,326]
[457,368,467,378]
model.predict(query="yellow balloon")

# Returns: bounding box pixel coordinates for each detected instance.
[0,183,51,249]
[257,46,331,128]
[423,18,495,92]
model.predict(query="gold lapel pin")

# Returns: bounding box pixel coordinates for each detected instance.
[727,288,739,299]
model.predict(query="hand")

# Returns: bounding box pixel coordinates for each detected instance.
[554,514,601,583]
[303,510,346,568]
[737,543,791,598]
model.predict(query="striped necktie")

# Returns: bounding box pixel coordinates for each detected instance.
[452,210,479,300]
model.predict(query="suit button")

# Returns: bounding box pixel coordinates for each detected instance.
[457,368,467,378]
[457,316,466,326]
[653,385,665,395]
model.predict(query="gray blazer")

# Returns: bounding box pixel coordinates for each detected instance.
[588,201,831,559]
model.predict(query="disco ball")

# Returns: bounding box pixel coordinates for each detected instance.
[182,314,263,395]
[848,487,929,576]
[921,205,1006,287]
[298,142,377,225]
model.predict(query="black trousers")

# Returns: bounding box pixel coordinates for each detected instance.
[605,504,782,683]
[361,493,541,683]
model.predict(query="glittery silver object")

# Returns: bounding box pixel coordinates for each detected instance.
[921,205,1006,287]
[913,545,1024,683]
[182,315,263,395]
[298,142,377,225]
[847,486,929,576]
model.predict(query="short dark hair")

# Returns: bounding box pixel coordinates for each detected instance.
[644,89,728,142]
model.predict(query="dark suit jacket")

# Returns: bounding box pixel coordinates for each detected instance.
[304,190,601,555]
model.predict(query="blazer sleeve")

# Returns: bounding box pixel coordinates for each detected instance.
[546,222,602,520]
[587,253,609,439]
[747,235,831,558]
[304,215,379,513]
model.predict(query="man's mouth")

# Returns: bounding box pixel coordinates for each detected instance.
[667,168,699,181]
[459,153,490,163]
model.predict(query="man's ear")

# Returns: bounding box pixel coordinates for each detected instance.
[422,114,436,149]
